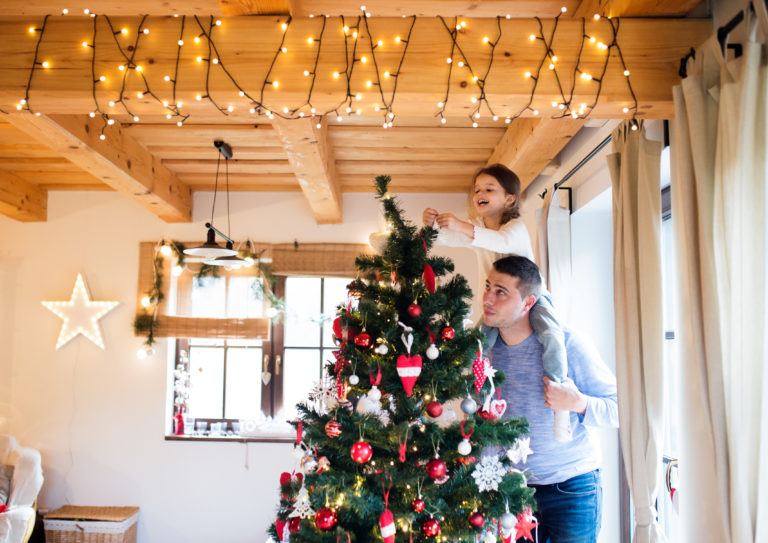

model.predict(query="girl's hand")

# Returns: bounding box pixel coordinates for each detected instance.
[423,208,439,226]
[436,213,474,238]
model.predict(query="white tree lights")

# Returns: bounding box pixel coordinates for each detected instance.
[41,273,119,350]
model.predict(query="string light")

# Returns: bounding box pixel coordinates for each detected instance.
[18,9,639,128]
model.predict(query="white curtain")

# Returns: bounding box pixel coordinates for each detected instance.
[546,187,572,318]
[535,187,572,316]
[606,120,666,543]
[671,5,768,542]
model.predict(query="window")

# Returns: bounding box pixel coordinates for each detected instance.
[134,239,370,441]
[658,168,682,538]
[171,274,351,439]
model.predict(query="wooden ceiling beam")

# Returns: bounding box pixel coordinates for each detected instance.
[0,1,703,17]
[0,169,47,221]
[287,0,580,17]
[2,112,192,222]
[270,116,342,224]
[0,17,712,121]
[0,0,289,16]
[573,0,704,18]
[487,116,585,190]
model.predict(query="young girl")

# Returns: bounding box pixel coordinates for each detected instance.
[422,163,572,442]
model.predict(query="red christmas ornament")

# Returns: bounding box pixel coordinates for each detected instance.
[332,317,357,342]
[408,303,422,317]
[351,440,373,463]
[426,458,447,479]
[173,411,184,435]
[425,400,443,418]
[396,354,422,396]
[477,406,496,420]
[315,507,338,531]
[468,511,485,529]
[379,509,395,543]
[275,519,287,539]
[421,517,441,538]
[325,420,342,438]
[279,472,302,486]
[411,497,425,513]
[288,517,301,533]
[473,352,489,393]
[440,326,455,341]
[515,509,539,542]
[423,264,436,294]
[354,332,373,350]
[332,350,349,373]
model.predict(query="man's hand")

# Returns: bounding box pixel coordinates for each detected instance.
[423,208,439,227]
[542,376,588,415]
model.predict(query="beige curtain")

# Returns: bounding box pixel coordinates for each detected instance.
[546,187,572,317]
[671,6,768,541]
[607,120,666,543]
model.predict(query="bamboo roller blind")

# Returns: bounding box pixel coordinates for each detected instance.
[135,241,372,340]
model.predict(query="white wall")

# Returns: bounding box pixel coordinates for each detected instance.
[0,189,474,543]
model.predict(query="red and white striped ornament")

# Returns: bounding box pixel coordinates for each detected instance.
[379,478,396,543]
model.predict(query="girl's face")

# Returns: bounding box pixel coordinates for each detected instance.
[473,173,516,218]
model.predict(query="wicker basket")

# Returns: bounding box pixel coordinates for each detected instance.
[44,506,139,543]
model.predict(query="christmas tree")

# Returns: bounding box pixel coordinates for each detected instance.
[269,176,536,543]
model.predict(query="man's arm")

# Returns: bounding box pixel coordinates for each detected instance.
[546,331,619,428]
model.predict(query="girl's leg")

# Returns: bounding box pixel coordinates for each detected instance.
[529,295,567,382]
[530,296,571,442]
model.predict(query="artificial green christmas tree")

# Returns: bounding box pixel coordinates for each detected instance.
[269,176,536,543]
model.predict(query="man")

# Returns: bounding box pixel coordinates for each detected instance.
[482,255,618,543]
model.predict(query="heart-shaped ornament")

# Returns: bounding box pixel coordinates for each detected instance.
[262,371,272,385]
[396,354,422,396]
[491,398,507,418]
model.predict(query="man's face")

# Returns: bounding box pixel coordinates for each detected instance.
[482,269,534,329]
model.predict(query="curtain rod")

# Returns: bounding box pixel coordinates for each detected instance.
[539,134,613,201]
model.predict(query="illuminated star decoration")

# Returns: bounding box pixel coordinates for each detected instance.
[41,274,119,350]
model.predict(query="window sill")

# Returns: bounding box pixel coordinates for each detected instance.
[165,434,293,443]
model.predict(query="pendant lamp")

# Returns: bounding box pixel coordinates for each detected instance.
[184,140,240,260]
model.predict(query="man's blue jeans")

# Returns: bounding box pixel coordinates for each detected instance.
[521,469,603,543]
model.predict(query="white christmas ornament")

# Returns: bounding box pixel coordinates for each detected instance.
[289,485,316,519]
[349,374,360,385]
[472,455,507,492]
[426,343,439,360]
[458,438,472,456]
[42,273,119,350]
[506,436,534,464]
[368,385,382,402]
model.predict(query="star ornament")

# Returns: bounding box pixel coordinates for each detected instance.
[41,274,119,349]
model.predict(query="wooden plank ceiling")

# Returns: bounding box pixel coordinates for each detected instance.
[0,0,708,223]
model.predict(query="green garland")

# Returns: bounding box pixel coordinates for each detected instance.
[133,240,282,348]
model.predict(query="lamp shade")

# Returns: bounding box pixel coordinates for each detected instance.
[183,228,238,258]
[206,242,247,267]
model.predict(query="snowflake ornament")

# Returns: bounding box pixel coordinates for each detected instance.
[289,485,316,519]
[472,455,507,492]
[306,375,337,415]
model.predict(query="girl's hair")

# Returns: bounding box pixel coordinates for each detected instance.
[473,163,521,223]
